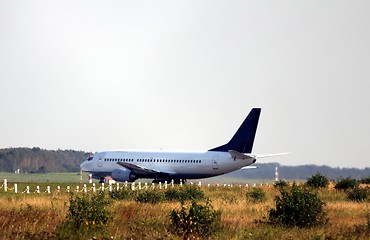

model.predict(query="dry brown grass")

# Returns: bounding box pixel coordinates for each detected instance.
[0,185,369,239]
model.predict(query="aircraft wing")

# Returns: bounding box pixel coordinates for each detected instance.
[116,162,175,176]
[116,162,161,175]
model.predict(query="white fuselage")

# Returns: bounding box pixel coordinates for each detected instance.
[80,150,256,180]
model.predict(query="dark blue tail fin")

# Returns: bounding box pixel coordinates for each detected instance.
[209,108,261,153]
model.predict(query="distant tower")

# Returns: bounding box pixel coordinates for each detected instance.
[275,162,279,181]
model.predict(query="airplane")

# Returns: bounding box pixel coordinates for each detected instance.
[80,108,288,183]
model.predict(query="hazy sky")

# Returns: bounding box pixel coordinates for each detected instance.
[1,1,369,168]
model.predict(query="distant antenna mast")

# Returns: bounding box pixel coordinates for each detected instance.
[275,162,279,181]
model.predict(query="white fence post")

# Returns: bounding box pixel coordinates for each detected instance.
[164,181,167,189]
[159,182,162,189]
[152,183,155,189]
[36,186,40,193]
[83,184,87,193]
[92,183,96,193]
[145,182,148,190]
[66,186,70,193]
[26,186,30,194]
[171,180,174,188]
[57,186,60,193]
[138,182,141,190]
[116,183,120,191]
[101,183,105,192]
[46,186,51,194]
[131,182,135,191]
[88,174,92,184]
[76,186,79,192]
[109,183,112,192]
[14,183,18,193]
[4,179,8,192]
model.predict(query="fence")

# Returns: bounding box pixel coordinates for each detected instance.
[0,179,271,194]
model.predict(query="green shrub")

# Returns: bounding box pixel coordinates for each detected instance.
[334,177,359,191]
[182,185,205,200]
[164,185,205,202]
[306,172,329,189]
[274,180,289,190]
[246,188,267,203]
[164,188,183,201]
[170,199,221,239]
[269,182,327,228]
[109,188,132,200]
[347,187,369,202]
[67,192,111,230]
[360,176,370,184]
[136,190,165,204]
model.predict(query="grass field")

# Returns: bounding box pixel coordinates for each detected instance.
[0,179,369,239]
[0,172,85,183]
[0,172,279,185]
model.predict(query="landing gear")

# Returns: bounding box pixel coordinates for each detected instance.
[99,177,105,183]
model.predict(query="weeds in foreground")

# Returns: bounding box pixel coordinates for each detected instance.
[170,199,221,239]
[347,187,369,202]
[269,182,327,228]
[65,192,112,230]
[246,187,267,203]
[165,185,205,201]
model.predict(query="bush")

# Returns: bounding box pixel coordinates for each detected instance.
[360,176,370,184]
[182,185,205,200]
[347,187,369,202]
[334,177,359,191]
[306,172,329,189]
[164,185,205,202]
[269,182,327,228]
[170,199,221,239]
[136,190,165,204]
[274,180,289,190]
[246,188,267,203]
[67,192,112,230]
[164,188,183,201]
[109,188,132,200]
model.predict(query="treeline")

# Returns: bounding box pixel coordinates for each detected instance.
[228,163,370,180]
[0,147,91,173]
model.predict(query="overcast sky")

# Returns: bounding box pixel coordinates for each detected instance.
[1,1,369,168]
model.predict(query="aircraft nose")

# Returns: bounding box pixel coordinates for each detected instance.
[80,161,88,171]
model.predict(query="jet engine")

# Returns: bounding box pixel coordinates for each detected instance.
[111,168,137,182]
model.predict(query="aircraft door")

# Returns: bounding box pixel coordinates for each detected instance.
[212,155,219,170]
[98,155,103,167]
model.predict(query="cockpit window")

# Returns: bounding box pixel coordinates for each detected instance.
[87,156,93,161]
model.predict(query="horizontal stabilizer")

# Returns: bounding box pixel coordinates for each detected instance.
[255,153,291,158]
[241,166,258,170]
[228,150,256,160]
